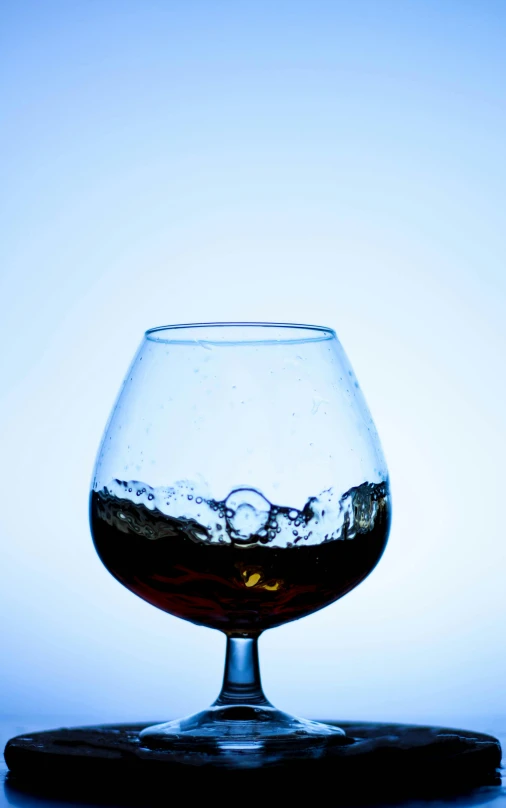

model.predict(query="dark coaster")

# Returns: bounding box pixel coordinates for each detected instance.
[4,721,502,804]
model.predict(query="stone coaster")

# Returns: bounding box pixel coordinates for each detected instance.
[4,721,502,803]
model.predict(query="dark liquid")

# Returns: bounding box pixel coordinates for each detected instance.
[90,482,390,634]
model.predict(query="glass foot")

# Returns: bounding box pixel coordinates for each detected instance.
[139,704,348,754]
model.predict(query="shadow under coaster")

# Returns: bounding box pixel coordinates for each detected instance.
[4,721,503,804]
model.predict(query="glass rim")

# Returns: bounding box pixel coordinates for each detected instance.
[145,322,336,345]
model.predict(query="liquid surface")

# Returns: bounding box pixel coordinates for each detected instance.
[90,480,390,634]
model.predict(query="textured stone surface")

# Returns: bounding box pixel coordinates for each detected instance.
[4,721,502,802]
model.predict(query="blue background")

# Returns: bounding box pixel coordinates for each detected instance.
[1,1,505,728]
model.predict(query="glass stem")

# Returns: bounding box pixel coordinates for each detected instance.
[213,635,271,707]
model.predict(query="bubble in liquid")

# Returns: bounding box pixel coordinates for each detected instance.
[224,488,271,543]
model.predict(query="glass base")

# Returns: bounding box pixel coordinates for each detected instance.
[139,703,348,755]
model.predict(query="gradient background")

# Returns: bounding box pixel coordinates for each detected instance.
[1,1,505,729]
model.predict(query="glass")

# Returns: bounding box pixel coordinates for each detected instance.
[89,322,391,755]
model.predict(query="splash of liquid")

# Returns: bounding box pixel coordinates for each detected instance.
[98,477,389,549]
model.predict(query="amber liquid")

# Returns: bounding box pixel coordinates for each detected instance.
[90,483,390,634]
